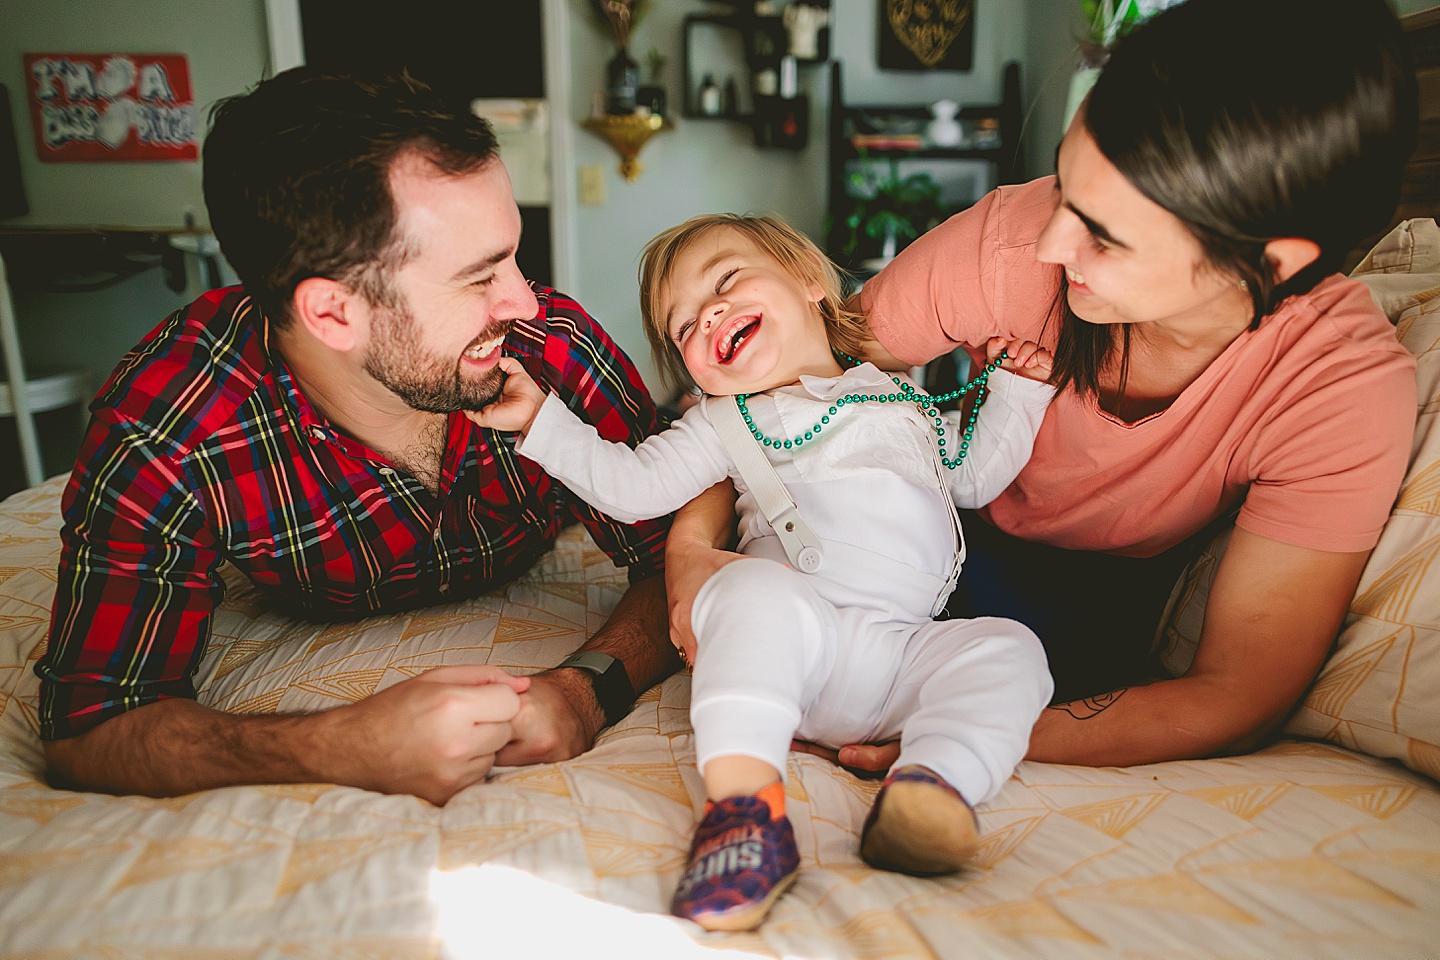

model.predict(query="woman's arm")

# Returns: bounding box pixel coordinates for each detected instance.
[664,481,742,665]
[1027,527,1368,765]
[945,339,1055,509]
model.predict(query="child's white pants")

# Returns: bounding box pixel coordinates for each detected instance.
[690,557,1052,806]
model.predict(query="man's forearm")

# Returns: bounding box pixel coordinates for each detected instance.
[44,698,333,798]
[570,573,678,703]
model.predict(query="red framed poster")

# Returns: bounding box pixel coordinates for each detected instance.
[23,53,199,162]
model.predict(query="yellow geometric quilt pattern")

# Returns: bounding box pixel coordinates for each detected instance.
[1,473,1438,958]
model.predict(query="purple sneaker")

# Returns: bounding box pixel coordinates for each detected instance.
[860,764,980,876]
[671,783,800,931]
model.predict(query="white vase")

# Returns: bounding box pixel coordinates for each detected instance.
[1062,67,1101,133]
[926,100,963,148]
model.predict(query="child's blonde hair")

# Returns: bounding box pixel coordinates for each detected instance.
[638,213,870,393]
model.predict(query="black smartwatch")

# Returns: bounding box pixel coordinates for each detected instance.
[558,652,635,728]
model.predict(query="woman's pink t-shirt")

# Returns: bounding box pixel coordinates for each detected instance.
[862,176,1417,558]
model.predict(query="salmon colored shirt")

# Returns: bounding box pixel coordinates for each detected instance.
[863,176,1418,558]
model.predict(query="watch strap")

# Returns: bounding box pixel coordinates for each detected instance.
[558,651,635,728]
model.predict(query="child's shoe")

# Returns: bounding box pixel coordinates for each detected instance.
[671,781,799,931]
[859,764,980,876]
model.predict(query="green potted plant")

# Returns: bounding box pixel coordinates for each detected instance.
[842,156,943,270]
[1065,0,1187,126]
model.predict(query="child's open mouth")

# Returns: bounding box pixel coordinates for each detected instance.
[719,319,760,363]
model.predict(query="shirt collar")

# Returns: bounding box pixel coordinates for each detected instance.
[254,302,338,443]
[795,361,900,401]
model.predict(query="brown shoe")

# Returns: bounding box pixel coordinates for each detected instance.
[859,764,980,876]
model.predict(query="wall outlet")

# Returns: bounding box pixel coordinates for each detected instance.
[578,165,606,206]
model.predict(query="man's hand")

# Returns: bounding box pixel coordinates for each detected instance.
[324,664,530,805]
[466,357,547,434]
[44,664,531,807]
[493,575,677,766]
[493,668,599,766]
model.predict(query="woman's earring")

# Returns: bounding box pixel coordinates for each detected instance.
[1238,279,1249,292]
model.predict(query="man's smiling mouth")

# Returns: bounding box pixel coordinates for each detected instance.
[462,322,513,361]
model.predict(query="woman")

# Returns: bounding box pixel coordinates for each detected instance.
[665,0,1420,768]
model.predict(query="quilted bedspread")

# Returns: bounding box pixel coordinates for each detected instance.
[1,475,1438,960]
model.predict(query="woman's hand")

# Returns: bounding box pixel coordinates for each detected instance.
[465,357,547,434]
[665,481,742,665]
[987,337,1054,383]
[790,738,900,778]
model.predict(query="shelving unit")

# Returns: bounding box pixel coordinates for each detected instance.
[680,3,829,150]
[826,60,1024,272]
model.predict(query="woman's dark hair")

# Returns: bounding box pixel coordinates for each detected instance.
[1049,0,1418,398]
[202,68,500,329]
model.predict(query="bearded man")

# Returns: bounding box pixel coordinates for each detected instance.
[36,68,678,805]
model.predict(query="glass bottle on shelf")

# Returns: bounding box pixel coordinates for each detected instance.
[698,73,722,116]
[605,47,639,115]
[636,48,668,119]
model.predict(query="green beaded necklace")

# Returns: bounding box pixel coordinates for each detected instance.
[734,350,1008,470]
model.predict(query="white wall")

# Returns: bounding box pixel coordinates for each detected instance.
[0,0,269,230]
[1022,0,1086,180]
[564,0,1034,397]
[0,0,266,484]
[565,1,828,396]
[1,0,1075,422]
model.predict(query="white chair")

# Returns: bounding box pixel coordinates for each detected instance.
[0,251,88,489]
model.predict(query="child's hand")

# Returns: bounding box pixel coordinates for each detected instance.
[466,357,547,434]
[986,337,1054,383]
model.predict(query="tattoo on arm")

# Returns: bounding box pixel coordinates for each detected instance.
[1050,688,1128,720]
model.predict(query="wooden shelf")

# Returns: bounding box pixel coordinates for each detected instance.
[581,114,672,181]
[680,5,828,151]
[825,60,1025,270]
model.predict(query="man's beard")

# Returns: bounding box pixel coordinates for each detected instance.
[362,294,510,414]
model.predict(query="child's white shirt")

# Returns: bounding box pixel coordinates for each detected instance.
[516,362,1053,609]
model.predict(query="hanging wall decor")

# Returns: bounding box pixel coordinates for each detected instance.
[23,53,198,161]
[878,0,975,71]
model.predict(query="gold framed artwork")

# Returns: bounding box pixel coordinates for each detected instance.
[878,0,975,71]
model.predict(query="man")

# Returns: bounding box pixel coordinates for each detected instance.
[35,68,679,806]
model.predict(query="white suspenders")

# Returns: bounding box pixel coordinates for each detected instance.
[705,395,825,573]
[705,391,963,618]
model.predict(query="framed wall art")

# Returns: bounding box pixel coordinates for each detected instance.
[877,0,975,71]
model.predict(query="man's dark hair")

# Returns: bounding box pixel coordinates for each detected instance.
[1049,0,1418,398]
[202,67,500,329]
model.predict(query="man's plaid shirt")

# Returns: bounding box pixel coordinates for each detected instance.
[37,286,669,740]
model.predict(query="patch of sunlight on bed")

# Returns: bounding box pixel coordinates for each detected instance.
[431,865,780,959]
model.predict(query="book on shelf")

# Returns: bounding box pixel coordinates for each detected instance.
[850,132,924,151]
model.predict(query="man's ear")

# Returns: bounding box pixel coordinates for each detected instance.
[291,277,364,352]
[1263,237,1323,284]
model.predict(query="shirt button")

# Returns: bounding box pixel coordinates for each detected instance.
[378,467,396,477]
[309,426,326,441]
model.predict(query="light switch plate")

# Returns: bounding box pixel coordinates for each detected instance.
[578,165,606,206]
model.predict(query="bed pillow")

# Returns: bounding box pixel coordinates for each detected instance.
[1156,217,1440,780]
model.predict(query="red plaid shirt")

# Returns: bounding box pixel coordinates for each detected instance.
[38,286,669,740]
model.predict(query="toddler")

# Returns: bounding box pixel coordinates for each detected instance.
[472,214,1054,931]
